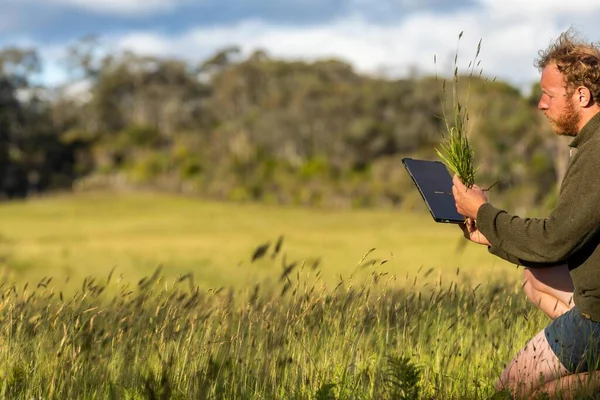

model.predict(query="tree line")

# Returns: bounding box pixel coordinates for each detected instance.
[0,37,567,211]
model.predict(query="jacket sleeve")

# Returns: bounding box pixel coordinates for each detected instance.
[487,245,565,268]
[476,150,600,264]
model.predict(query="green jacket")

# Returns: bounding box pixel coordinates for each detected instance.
[477,111,600,321]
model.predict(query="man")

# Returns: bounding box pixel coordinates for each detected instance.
[452,29,600,399]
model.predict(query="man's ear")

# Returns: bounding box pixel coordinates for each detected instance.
[576,86,593,107]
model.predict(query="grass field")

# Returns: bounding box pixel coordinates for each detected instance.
[0,268,545,399]
[0,191,519,292]
[0,191,565,399]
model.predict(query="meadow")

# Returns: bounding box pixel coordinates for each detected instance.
[0,192,564,399]
[0,191,519,291]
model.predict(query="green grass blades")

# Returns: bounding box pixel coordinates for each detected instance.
[0,192,588,398]
[0,267,549,399]
[0,192,551,398]
[435,32,481,188]
[436,126,476,188]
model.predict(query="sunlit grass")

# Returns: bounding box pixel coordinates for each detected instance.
[0,260,541,399]
[0,191,576,398]
[435,32,482,188]
[0,191,517,293]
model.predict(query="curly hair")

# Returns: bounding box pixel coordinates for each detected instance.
[534,28,600,103]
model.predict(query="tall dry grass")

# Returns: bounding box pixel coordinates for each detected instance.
[0,242,549,399]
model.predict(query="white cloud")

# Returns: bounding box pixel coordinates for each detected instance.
[26,0,600,92]
[115,16,474,76]
[109,11,557,91]
[28,0,186,16]
[479,0,600,17]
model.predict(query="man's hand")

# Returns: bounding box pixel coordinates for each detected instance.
[452,175,488,220]
[459,218,491,246]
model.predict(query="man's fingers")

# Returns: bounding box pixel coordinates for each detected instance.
[452,175,464,189]
[458,223,470,240]
[466,218,476,233]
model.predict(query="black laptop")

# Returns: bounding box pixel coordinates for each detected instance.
[402,158,465,224]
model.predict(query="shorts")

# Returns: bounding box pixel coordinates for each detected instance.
[544,307,600,373]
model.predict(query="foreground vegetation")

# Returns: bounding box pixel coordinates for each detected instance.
[0,192,571,398]
[0,260,544,399]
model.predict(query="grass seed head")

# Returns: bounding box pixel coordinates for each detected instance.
[435,33,482,188]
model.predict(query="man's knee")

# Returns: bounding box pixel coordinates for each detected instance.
[523,267,534,284]
[522,268,536,298]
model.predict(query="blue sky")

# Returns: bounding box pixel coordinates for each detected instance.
[4,0,600,91]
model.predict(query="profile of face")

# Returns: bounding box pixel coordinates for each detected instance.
[538,64,581,136]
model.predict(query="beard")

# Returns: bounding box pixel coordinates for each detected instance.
[549,99,581,136]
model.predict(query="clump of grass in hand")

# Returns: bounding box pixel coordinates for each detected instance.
[435,32,482,188]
